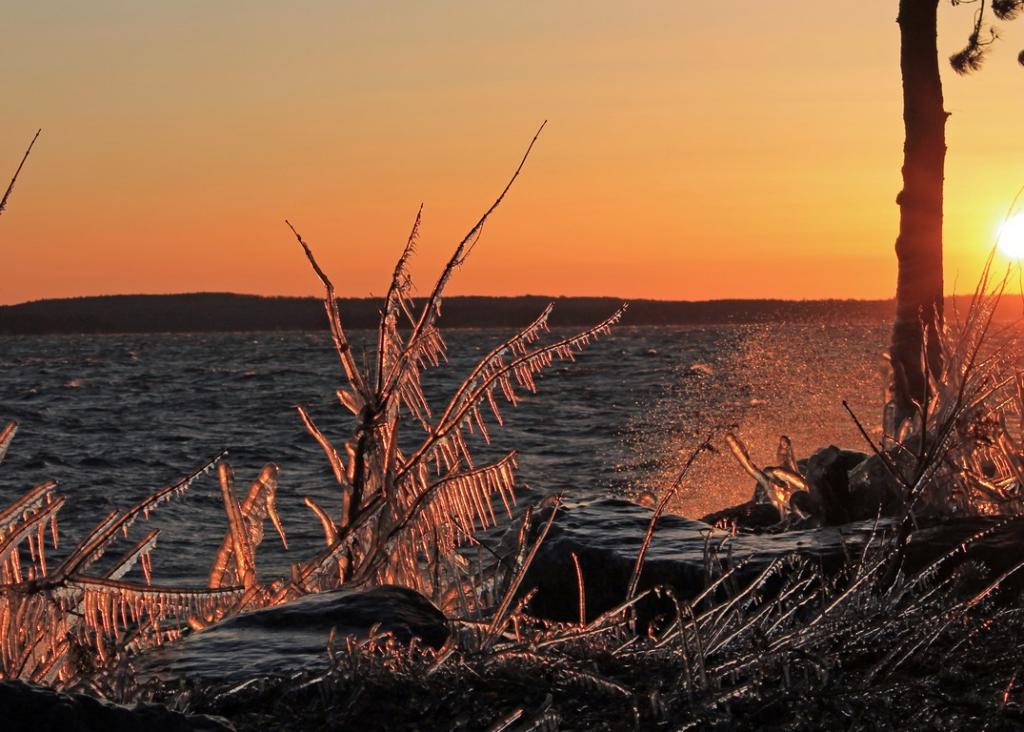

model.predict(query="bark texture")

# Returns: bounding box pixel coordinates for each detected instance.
[891,0,947,428]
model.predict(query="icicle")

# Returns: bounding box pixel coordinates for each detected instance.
[0,482,60,540]
[0,422,16,467]
[217,463,257,590]
[35,520,47,576]
[305,497,338,547]
[10,548,22,584]
[337,388,363,415]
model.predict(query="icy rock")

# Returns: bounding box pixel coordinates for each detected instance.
[801,445,868,481]
[801,445,870,524]
[0,680,230,732]
[139,585,447,682]
[521,499,1024,627]
[521,498,877,626]
[732,446,873,527]
[700,500,781,529]
[846,451,906,520]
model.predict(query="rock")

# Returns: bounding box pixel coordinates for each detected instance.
[0,680,231,732]
[802,446,869,524]
[521,498,1024,628]
[802,445,868,479]
[139,585,447,682]
[522,498,877,626]
[847,451,905,520]
[789,490,820,523]
[733,446,874,528]
[700,500,780,529]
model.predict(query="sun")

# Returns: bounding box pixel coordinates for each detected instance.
[997,214,1024,260]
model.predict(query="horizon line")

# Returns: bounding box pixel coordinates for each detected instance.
[1,291,907,309]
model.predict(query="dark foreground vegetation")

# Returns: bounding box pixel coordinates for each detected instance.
[168,550,1024,731]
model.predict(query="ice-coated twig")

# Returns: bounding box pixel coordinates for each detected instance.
[627,433,712,602]
[0,129,41,217]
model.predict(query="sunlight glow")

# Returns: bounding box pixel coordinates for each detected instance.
[997,214,1024,260]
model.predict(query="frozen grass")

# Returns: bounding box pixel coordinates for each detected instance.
[169,525,1024,730]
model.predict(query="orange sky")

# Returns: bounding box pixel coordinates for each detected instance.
[2,2,1023,306]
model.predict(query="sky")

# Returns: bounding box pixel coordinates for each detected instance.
[2,1,1023,305]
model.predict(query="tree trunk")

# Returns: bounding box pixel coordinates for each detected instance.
[891,0,947,430]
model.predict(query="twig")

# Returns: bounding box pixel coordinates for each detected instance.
[571,552,586,627]
[0,129,41,217]
[483,496,560,647]
[626,433,712,601]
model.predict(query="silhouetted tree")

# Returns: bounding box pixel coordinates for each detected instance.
[890,0,1023,430]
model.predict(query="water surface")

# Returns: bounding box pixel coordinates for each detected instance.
[0,325,886,583]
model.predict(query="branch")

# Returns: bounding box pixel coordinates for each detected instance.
[627,433,713,601]
[0,129,41,217]
[397,304,626,481]
[388,302,554,428]
[352,451,519,584]
[377,204,424,393]
[384,122,547,397]
[52,451,225,580]
[286,220,367,396]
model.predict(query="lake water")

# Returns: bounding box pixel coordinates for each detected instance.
[0,324,888,584]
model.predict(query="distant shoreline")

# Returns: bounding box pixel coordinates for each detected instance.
[0,292,1008,335]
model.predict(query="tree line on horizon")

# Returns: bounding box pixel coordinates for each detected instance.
[1,292,1020,334]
